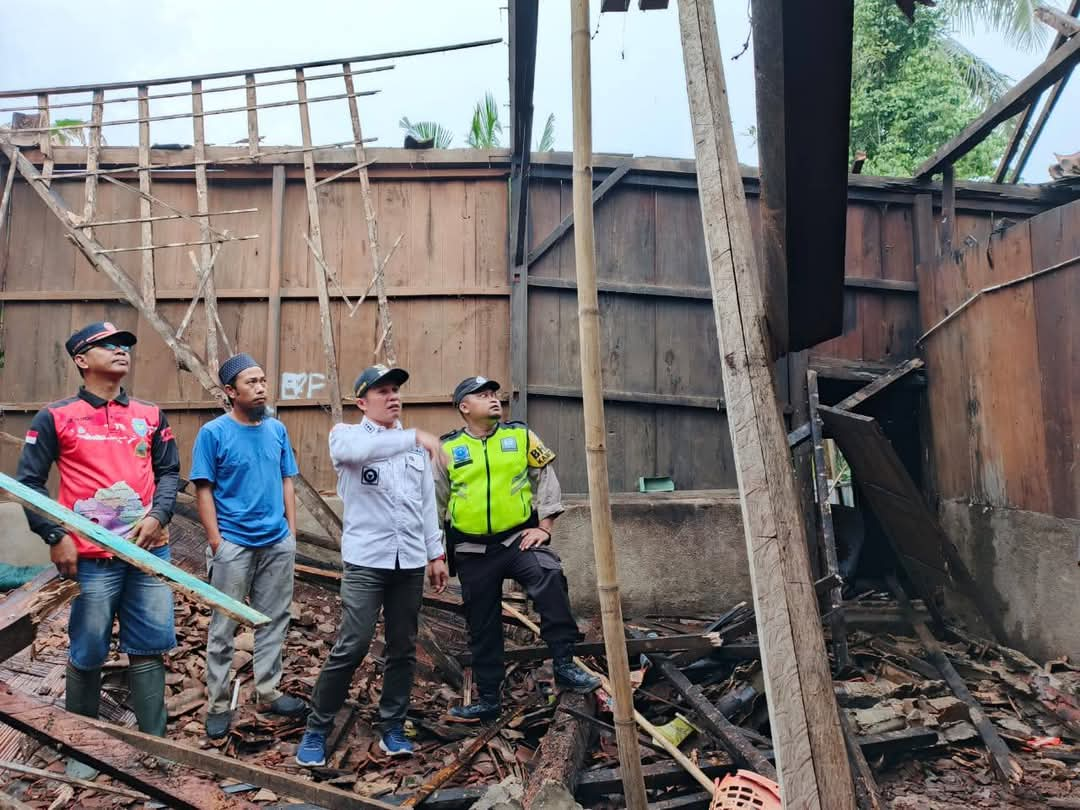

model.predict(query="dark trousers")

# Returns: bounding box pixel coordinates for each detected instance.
[306,562,425,733]
[456,539,578,698]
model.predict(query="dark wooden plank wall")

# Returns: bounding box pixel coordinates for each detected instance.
[525,177,936,492]
[918,197,1078,519]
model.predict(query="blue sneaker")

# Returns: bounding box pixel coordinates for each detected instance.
[295,730,326,767]
[379,725,414,758]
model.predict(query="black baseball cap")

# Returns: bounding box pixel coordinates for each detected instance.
[453,375,500,407]
[65,321,137,358]
[354,364,409,398]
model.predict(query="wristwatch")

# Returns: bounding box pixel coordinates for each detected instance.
[44,528,67,547]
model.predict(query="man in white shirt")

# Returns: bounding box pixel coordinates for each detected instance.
[296,365,449,766]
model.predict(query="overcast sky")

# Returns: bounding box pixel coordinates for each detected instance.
[0,1,1074,182]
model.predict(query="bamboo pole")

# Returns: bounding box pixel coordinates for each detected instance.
[137,84,155,308]
[191,78,220,375]
[569,2,647,807]
[82,89,104,241]
[36,94,53,187]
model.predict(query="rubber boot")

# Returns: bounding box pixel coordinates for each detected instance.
[127,657,167,737]
[64,663,102,780]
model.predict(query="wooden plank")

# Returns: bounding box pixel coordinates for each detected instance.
[916,32,1080,177]
[807,370,848,669]
[528,383,722,410]
[1035,4,1080,36]
[0,472,267,626]
[0,759,147,801]
[678,3,856,807]
[0,683,255,810]
[81,89,104,241]
[97,718,397,810]
[343,62,395,366]
[137,85,155,308]
[509,0,539,270]
[0,152,15,236]
[456,633,727,665]
[839,709,882,810]
[523,692,594,807]
[888,577,1022,785]
[266,165,286,405]
[293,473,343,547]
[244,74,260,161]
[526,162,631,267]
[511,263,529,421]
[191,79,220,375]
[940,164,955,252]
[0,569,78,665]
[35,94,53,187]
[296,67,343,422]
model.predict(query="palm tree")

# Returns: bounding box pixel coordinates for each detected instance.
[941,0,1049,53]
[51,118,90,146]
[466,92,503,149]
[398,117,454,149]
[535,113,556,152]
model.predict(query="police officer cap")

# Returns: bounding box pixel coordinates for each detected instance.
[219,353,261,387]
[65,321,137,358]
[453,375,500,407]
[354,364,409,398]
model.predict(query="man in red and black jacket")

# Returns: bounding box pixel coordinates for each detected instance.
[16,321,180,772]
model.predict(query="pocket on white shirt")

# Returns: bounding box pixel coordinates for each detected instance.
[404,452,425,499]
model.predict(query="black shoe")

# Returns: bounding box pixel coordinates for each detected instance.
[448,697,500,723]
[554,659,601,694]
[268,694,309,718]
[206,710,232,739]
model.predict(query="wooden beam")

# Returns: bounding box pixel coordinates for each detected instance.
[0,759,147,801]
[191,79,220,375]
[839,709,882,810]
[523,692,595,808]
[244,74,260,161]
[916,32,1080,178]
[137,85,155,308]
[81,89,104,241]
[525,162,631,267]
[808,369,848,669]
[510,263,529,421]
[36,94,53,187]
[509,0,539,269]
[0,473,268,626]
[528,384,723,410]
[529,274,915,300]
[266,164,286,407]
[96,720,397,810]
[1036,4,1080,36]
[678,2,856,807]
[888,577,1022,785]
[0,151,15,236]
[0,569,78,665]
[940,163,955,252]
[456,633,726,665]
[569,3,648,805]
[296,68,343,422]
[0,683,255,810]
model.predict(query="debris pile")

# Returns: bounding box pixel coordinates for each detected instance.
[2,519,1080,808]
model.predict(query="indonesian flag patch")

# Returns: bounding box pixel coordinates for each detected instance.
[24,430,38,445]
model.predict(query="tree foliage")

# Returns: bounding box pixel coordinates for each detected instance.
[398,117,454,148]
[850,0,1010,179]
[466,92,503,149]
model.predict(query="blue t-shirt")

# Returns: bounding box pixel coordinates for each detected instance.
[189,414,299,547]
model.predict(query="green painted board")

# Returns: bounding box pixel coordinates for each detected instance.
[0,473,269,627]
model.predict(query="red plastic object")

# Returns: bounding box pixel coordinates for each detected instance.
[708,770,782,810]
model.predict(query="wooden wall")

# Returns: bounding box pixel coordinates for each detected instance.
[0,168,509,491]
[918,196,1079,519]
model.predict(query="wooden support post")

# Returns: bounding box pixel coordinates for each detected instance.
[940,164,955,253]
[0,151,15,236]
[523,692,595,808]
[82,88,104,241]
[191,79,220,375]
[888,577,1022,785]
[266,164,285,407]
[343,63,396,365]
[137,85,155,308]
[0,683,256,810]
[787,351,820,576]
[0,473,268,626]
[297,67,343,422]
[838,710,882,810]
[244,74,260,161]
[36,94,53,187]
[808,369,849,670]
[510,262,529,422]
[569,2,648,807]
[677,2,857,808]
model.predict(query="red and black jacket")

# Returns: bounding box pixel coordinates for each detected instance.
[16,388,180,559]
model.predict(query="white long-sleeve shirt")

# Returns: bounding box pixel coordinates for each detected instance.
[329,416,444,569]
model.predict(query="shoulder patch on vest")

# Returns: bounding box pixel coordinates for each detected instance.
[526,430,556,468]
[503,420,528,430]
[440,427,464,443]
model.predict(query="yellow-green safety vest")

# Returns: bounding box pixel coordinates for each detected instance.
[441,422,555,542]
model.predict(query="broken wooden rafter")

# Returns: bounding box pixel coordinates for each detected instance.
[523,692,594,808]
[0,569,78,665]
[0,473,268,627]
[916,31,1080,178]
[888,577,1022,785]
[678,1,856,805]
[176,241,226,341]
[455,633,725,665]
[0,759,147,802]
[0,683,255,810]
[788,357,925,447]
[0,150,17,235]
[92,234,259,254]
[838,709,882,810]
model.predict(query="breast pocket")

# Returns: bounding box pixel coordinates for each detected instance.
[404,453,425,499]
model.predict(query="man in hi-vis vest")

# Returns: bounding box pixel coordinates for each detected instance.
[436,376,599,722]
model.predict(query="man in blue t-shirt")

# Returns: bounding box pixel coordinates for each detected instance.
[190,353,307,739]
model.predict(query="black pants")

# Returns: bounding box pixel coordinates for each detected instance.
[456,539,578,698]
[307,562,425,733]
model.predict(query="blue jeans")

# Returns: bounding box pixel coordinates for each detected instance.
[68,545,177,670]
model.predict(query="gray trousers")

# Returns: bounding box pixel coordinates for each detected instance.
[306,562,425,734]
[205,535,295,715]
